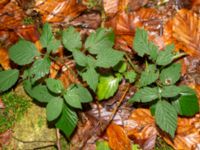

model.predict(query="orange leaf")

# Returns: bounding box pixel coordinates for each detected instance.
[107,123,131,150]
[0,48,10,70]
[35,0,86,23]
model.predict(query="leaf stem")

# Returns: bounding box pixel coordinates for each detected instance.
[173,52,187,60]
[125,53,141,73]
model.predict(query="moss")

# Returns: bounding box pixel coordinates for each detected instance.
[0,92,30,133]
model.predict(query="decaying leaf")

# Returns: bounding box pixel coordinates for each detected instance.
[107,123,131,150]
[163,113,200,150]
[0,1,25,30]
[0,48,10,70]
[124,109,157,150]
[163,9,200,56]
[35,0,86,23]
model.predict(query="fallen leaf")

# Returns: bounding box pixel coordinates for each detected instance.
[107,123,131,150]
[163,9,200,56]
[0,48,10,70]
[35,0,86,23]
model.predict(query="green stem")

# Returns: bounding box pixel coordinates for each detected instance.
[125,53,141,73]
[173,52,188,60]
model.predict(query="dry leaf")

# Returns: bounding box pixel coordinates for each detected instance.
[163,9,200,56]
[35,0,86,23]
[0,1,25,30]
[107,123,131,150]
[163,114,200,150]
[0,48,10,70]
[124,109,157,150]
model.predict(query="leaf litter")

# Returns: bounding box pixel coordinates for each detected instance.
[0,0,200,149]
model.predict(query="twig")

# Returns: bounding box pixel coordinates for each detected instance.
[125,53,141,73]
[12,136,55,144]
[56,128,61,150]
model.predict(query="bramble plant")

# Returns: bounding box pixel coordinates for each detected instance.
[0,24,199,139]
[129,28,199,137]
[0,23,133,137]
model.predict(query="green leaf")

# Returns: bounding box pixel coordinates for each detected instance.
[161,85,181,98]
[45,78,64,94]
[85,28,114,54]
[62,26,82,52]
[133,28,149,57]
[97,75,120,100]
[9,40,39,65]
[55,104,78,137]
[74,84,92,103]
[148,42,158,61]
[155,101,177,138]
[30,84,57,103]
[129,87,158,103]
[63,87,82,109]
[96,141,111,150]
[172,86,199,116]
[113,61,127,73]
[46,97,63,121]
[124,70,136,83]
[30,57,51,83]
[72,50,88,67]
[81,67,99,91]
[156,44,174,66]
[96,49,124,68]
[139,64,159,87]
[160,63,181,85]
[0,69,19,92]
[40,23,60,53]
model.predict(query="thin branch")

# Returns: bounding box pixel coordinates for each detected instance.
[125,53,141,73]
[56,129,61,150]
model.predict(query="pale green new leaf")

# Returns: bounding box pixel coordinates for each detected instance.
[81,67,99,91]
[97,75,120,100]
[96,49,124,68]
[160,63,181,85]
[85,28,114,54]
[63,87,82,109]
[113,61,127,73]
[30,57,51,83]
[46,78,64,94]
[55,104,78,137]
[46,97,63,121]
[129,87,158,103]
[139,64,159,87]
[96,141,111,150]
[155,101,177,137]
[156,44,174,66]
[124,70,136,83]
[133,28,149,57]
[0,69,19,92]
[161,85,181,98]
[62,26,82,52]
[9,40,39,65]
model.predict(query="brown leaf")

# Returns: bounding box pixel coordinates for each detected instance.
[163,114,200,150]
[0,130,12,147]
[0,48,10,70]
[0,1,25,30]
[124,109,157,150]
[35,0,86,23]
[107,123,131,150]
[163,9,200,56]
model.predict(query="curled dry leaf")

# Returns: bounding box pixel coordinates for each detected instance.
[163,9,200,56]
[163,113,200,150]
[124,109,157,150]
[35,0,86,23]
[0,48,10,70]
[107,123,131,150]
